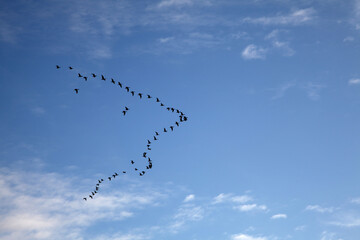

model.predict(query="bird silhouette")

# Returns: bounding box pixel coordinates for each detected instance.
[167,107,170,111]
[101,75,106,81]
[135,168,138,171]
[176,109,180,113]
[131,91,135,96]
[111,78,115,84]
[122,111,126,116]
[69,66,73,70]
[118,82,122,87]
[170,126,174,131]
[125,107,129,111]
[83,76,87,81]
[175,121,179,126]
[108,177,111,181]
[131,160,134,164]
[154,136,158,140]
[138,93,142,99]
[155,131,159,136]
[184,116,188,121]
[160,103,164,106]
[148,140,151,144]
[148,148,151,150]
[156,98,160,102]
[163,128,167,132]
[74,89,79,94]
[171,108,175,112]
[147,95,152,99]
[98,180,101,184]
[125,87,130,92]
[89,195,93,199]
[92,73,96,77]
[123,171,126,173]
[83,197,87,201]
[143,152,147,158]
[139,173,143,176]
[78,73,83,78]
[56,65,60,69]
[115,172,118,176]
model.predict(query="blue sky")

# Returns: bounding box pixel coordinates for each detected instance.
[1,0,360,239]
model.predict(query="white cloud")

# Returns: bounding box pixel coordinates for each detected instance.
[351,197,360,204]
[305,205,333,213]
[242,44,267,60]
[320,231,343,240]
[271,81,296,99]
[343,36,355,42]
[157,0,193,8]
[212,193,252,204]
[31,107,46,115]
[169,204,204,232]
[265,29,295,56]
[328,213,360,227]
[234,204,267,212]
[158,37,174,43]
[231,233,267,240]
[0,167,166,240]
[303,82,325,100]
[271,213,287,219]
[243,8,316,25]
[348,78,360,85]
[294,225,306,231]
[184,194,195,202]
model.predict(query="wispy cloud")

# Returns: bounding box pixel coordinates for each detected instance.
[303,82,325,100]
[234,204,267,212]
[212,193,252,204]
[169,203,204,233]
[305,205,334,213]
[328,212,360,227]
[265,29,295,56]
[271,213,287,219]
[243,8,316,26]
[183,194,195,202]
[242,44,267,60]
[231,233,267,240]
[0,167,167,240]
[157,0,194,8]
[351,197,360,204]
[343,36,355,42]
[270,81,296,99]
[31,107,46,115]
[348,78,360,85]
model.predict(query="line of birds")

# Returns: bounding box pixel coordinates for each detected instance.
[56,65,188,201]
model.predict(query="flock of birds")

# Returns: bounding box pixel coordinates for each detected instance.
[56,65,188,201]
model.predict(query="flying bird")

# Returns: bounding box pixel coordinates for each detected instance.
[118,82,122,87]
[83,197,87,201]
[170,126,174,131]
[148,140,151,144]
[125,107,129,111]
[56,65,60,69]
[135,168,138,171]
[125,87,130,92]
[160,103,164,106]
[89,195,93,199]
[147,95,152,99]
[131,91,135,96]
[69,66,73,70]
[156,98,160,102]
[163,128,167,132]
[175,122,179,126]
[138,93,142,99]
[171,108,175,112]
[78,73,83,78]
[111,78,115,84]
[123,171,126,173]
[74,89,79,94]
[155,131,159,136]
[92,73,96,77]
[83,76,87,81]
[101,75,106,81]
[122,111,126,116]
[108,177,111,181]
[153,136,158,140]
[131,160,134,164]
[167,107,170,111]
[184,116,188,121]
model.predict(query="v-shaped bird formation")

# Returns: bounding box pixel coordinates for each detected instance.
[56,65,188,201]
